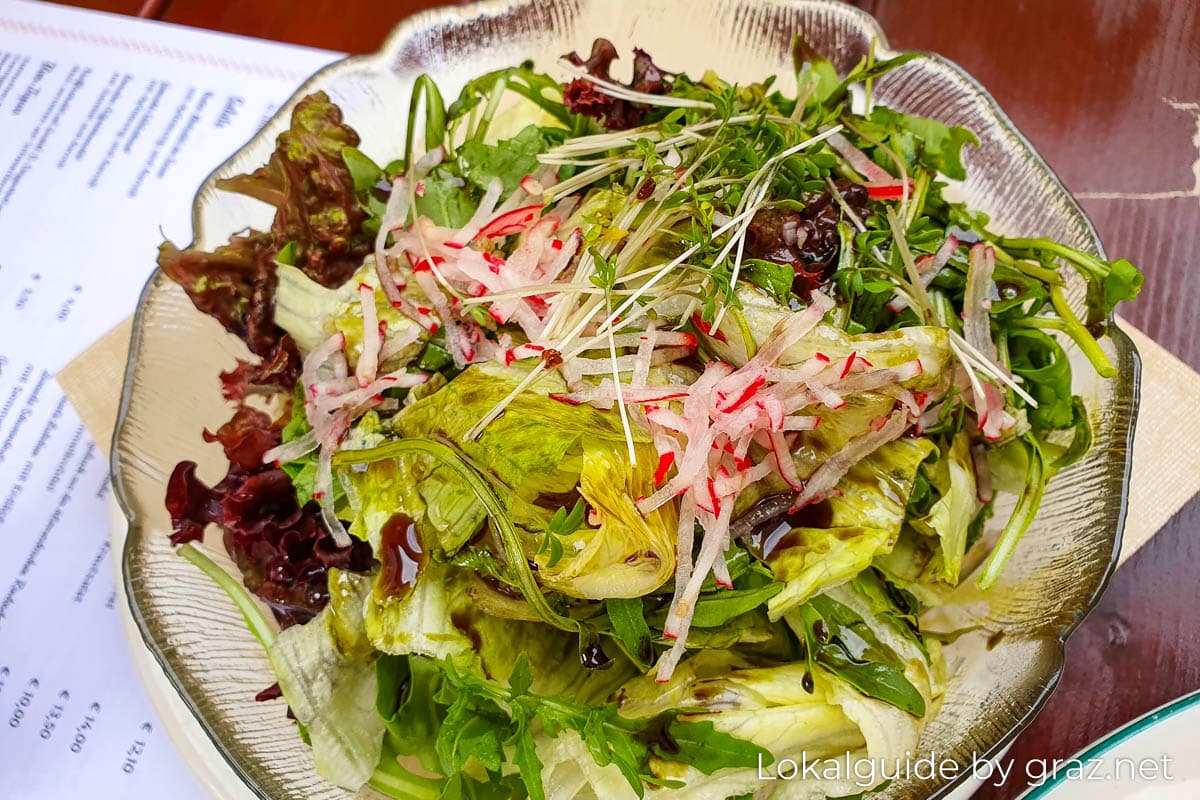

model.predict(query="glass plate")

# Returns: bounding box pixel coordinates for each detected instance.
[111,1,1140,798]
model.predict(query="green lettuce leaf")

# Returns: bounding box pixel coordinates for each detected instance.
[764,427,936,618]
[459,124,549,193]
[268,569,384,790]
[705,286,951,391]
[413,167,476,228]
[365,560,476,660]
[614,649,921,798]
[394,363,677,599]
[909,432,981,585]
[274,262,425,363]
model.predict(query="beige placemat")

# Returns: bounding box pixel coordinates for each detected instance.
[59,317,1200,566]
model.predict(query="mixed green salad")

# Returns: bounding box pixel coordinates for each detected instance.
[161,36,1142,800]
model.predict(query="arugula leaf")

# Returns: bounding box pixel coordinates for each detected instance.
[459,125,548,193]
[605,598,654,667]
[818,52,924,111]
[688,583,783,628]
[849,570,928,662]
[794,595,927,717]
[510,725,546,800]
[1008,328,1074,431]
[427,653,770,798]
[742,258,795,304]
[1050,396,1093,470]
[375,654,444,773]
[342,146,384,194]
[905,467,937,518]
[867,107,979,180]
[790,34,840,104]
[375,653,408,721]
[660,719,769,775]
[538,497,586,569]
[1102,257,1143,317]
[413,168,477,229]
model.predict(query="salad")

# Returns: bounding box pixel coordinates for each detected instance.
[160,36,1142,800]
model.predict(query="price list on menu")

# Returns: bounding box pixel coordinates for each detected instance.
[0,1,338,796]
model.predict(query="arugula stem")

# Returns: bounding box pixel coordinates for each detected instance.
[1048,285,1117,378]
[730,306,758,359]
[976,436,1046,590]
[368,756,442,800]
[404,75,448,174]
[178,543,277,649]
[1011,258,1064,286]
[333,438,584,637]
[1000,238,1104,280]
[473,74,508,143]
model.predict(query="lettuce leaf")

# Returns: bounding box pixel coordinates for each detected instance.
[764,424,936,618]
[268,569,384,790]
[613,649,922,799]
[216,91,371,288]
[394,363,677,599]
[157,233,280,357]
[704,286,951,390]
[909,432,981,585]
[459,124,549,193]
[365,559,477,661]
[788,594,926,717]
[274,262,425,365]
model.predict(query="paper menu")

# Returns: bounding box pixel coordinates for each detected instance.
[0,1,341,796]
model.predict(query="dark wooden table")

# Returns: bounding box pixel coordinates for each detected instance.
[55,1,1200,797]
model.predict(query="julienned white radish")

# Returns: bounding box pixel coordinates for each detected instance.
[477,204,544,239]
[631,321,658,390]
[656,499,735,682]
[887,234,959,312]
[262,430,318,466]
[790,409,910,512]
[355,283,381,387]
[964,243,999,363]
[301,332,348,409]
[374,176,411,304]
[663,493,698,640]
[412,145,445,177]
[972,443,994,503]
[451,177,504,244]
[314,441,351,547]
[563,346,695,380]
[828,359,922,395]
[519,174,544,196]
[309,371,429,415]
[825,130,894,184]
[978,380,1015,440]
[378,322,424,363]
[606,330,698,350]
